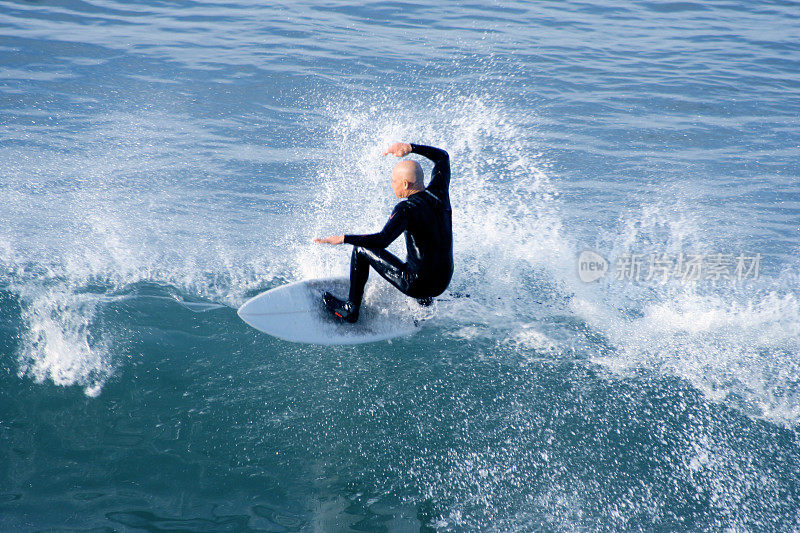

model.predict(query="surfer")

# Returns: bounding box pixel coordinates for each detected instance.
[314,142,454,323]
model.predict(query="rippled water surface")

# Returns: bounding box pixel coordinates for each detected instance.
[1,0,799,530]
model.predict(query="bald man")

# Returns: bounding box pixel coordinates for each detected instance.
[314,142,453,323]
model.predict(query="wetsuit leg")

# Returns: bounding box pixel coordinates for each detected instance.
[349,246,412,309]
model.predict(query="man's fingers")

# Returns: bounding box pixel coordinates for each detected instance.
[384,143,413,156]
[314,236,342,244]
[383,142,406,157]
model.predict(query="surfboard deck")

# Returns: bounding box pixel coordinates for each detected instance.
[237,277,421,345]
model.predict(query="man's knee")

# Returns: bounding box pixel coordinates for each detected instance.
[352,246,369,265]
[353,245,372,258]
[353,246,385,268]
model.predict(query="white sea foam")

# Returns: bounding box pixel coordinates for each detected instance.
[574,203,800,426]
[15,283,110,397]
[0,110,291,396]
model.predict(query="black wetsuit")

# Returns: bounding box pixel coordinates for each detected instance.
[343,144,453,310]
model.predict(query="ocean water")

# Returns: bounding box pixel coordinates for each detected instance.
[1,0,799,530]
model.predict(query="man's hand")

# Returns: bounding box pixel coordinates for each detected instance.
[383,142,412,157]
[314,235,344,245]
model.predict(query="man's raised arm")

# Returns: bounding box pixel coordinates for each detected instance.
[384,142,450,198]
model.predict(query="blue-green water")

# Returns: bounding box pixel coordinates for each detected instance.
[2,0,800,530]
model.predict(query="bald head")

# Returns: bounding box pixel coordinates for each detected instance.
[391,160,424,198]
[393,160,423,186]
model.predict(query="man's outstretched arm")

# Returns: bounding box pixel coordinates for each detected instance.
[314,203,408,248]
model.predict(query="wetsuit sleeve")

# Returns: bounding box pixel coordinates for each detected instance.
[410,143,450,196]
[343,202,408,249]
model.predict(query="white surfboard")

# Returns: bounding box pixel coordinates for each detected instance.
[237,277,421,345]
